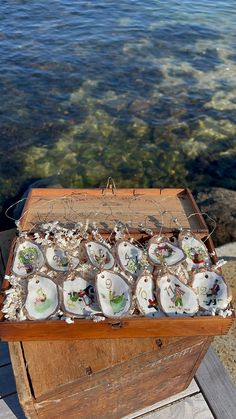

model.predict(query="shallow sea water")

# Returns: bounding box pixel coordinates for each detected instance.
[0,0,236,211]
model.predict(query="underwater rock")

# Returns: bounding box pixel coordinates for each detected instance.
[196,188,236,246]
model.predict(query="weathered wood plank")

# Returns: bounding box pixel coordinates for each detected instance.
[19,337,205,399]
[0,364,17,398]
[139,393,214,419]
[0,315,233,341]
[196,347,236,419]
[9,342,39,419]
[0,394,26,419]
[0,341,10,366]
[123,379,200,419]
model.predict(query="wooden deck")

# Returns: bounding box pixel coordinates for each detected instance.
[0,229,236,418]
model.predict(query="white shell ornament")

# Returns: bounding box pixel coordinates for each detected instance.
[136,271,165,317]
[45,247,79,271]
[85,242,114,270]
[62,277,100,317]
[12,241,44,277]
[25,276,59,320]
[116,241,145,278]
[96,270,132,318]
[148,238,185,267]
[157,273,199,316]
[192,270,229,311]
[180,232,211,271]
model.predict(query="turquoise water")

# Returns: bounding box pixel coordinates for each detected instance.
[1,0,236,210]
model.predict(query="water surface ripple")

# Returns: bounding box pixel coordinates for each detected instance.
[0,0,236,209]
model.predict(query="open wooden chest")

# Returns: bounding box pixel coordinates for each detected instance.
[0,188,234,418]
[0,187,234,340]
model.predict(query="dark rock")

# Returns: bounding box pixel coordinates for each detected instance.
[195,188,236,246]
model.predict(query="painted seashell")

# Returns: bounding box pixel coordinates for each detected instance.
[25,276,59,320]
[136,271,165,317]
[85,242,114,270]
[116,241,145,278]
[45,247,79,271]
[12,240,44,277]
[96,270,132,318]
[192,270,229,311]
[148,237,185,267]
[157,273,199,316]
[62,277,100,317]
[180,232,211,271]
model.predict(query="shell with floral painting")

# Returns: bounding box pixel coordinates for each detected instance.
[12,240,44,277]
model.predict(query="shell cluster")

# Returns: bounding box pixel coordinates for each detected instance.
[2,222,233,321]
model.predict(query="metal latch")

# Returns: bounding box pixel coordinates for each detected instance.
[109,321,122,329]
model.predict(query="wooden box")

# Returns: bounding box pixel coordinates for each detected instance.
[9,336,213,419]
[0,188,234,341]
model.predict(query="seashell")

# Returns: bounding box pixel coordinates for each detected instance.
[45,247,79,271]
[116,241,146,278]
[157,273,199,316]
[85,241,114,270]
[12,240,44,277]
[192,270,230,311]
[148,237,185,267]
[62,277,100,317]
[179,231,211,271]
[25,276,59,320]
[136,271,165,317]
[96,270,132,318]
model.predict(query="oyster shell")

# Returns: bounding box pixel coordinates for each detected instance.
[192,270,229,311]
[62,277,100,317]
[45,247,79,271]
[136,271,165,317]
[148,237,185,267]
[179,232,211,271]
[25,275,59,320]
[157,273,199,316]
[116,241,145,278]
[96,270,132,318]
[85,241,114,270]
[12,240,44,277]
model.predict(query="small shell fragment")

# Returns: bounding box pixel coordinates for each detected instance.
[12,241,44,277]
[96,270,132,318]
